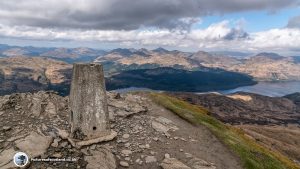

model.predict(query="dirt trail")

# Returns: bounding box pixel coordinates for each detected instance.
[145,97,243,169]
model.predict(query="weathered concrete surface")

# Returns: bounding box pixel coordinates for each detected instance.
[70,63,110,140]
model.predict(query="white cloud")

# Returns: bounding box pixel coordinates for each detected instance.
[0,0,298,30]
[249,28,300,50]
[0,20,300,54]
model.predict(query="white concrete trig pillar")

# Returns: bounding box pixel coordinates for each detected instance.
[69,63,110,140]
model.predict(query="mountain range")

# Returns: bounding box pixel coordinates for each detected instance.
[95,48,300,81]
[0,44,106,63]
[0,56,256,96]
[1,44,300,81]
[0,44,300,96]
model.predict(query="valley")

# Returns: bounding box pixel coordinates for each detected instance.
[0,56,256,96]
[2,44,300,82]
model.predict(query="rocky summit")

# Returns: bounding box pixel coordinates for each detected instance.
[0,91,240,169]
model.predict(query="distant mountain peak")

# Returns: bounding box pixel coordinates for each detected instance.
[255,52,284,60]
[110,48,135,56]
[153,47,169,53]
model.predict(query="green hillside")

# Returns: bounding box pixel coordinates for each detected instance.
[150,93,300,169]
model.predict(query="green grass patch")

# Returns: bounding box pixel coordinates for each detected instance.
[150,93,300,169]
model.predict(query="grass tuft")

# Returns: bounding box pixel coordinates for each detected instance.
[150,93,300,169]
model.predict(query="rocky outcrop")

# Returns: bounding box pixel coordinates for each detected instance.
[0,91,225,169]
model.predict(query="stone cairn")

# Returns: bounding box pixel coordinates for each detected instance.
[68,63,116,148]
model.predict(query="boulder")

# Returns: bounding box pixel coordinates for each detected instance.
[84,146,116,169]
[151,116,179,133]
[187,157,216,169]
[15,132,53,158]
[161,157,191,169]
[0,148,16,169]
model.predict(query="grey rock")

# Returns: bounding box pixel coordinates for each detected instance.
[90,144,96,150]
[85,146,116,169]
[15,132,53,158]
[45,102,57,115]
[184,153,193,159]
[121,149,132,156]
[60,141,68,147]
[31,96,43,116]
[0,148,16,169]
[122,134,130,139]
[187,157,217,169]
[151,121,169,133]
[51,138,59,148]
[145,156,157,163]
[108,94,147,117]
[151,116,179,133]
[124,143,131,148]
[52,153,62,158]
[2,126,11,131]
[80,148,90,156]
[161,157,191,169]
[120,161,129,167]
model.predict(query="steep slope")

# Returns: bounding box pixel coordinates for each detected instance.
[229,54,300,81]
[169,92,300,125]
[190,51,241,69]
[237,125,300,163]
[0,56,72,95]
[96,48,300,81]
[167,92,300,164]
[95,48,197,70]
[150,93,299,169]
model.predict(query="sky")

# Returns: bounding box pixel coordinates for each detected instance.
[0,0,300,55]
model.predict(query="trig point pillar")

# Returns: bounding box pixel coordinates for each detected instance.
[69,63,110,140]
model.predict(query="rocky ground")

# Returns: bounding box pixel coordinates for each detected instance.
[168,92,300,164]
[0,91,242,169]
